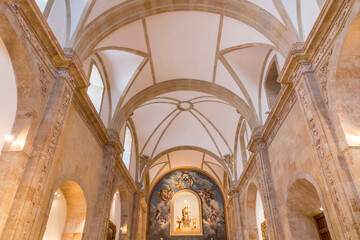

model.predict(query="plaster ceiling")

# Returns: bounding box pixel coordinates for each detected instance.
[38,0,325,185]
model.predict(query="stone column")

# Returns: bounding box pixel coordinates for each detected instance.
[89,131,122,240]
[230,191,245,240]
[252,140,284,240]
[0,75,73,240]
[130,190,144,240]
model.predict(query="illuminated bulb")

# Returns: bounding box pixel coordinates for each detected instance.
[320,207,324,211]
[54,192,58,195]
[5,135,13,142]
[57,194,61,197]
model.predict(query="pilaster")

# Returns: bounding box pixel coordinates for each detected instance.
[1,75,73,240]
[295,70,360,238]
[89,131,122,240]
[248,137,284,240]
[130,190,144,240]
[229,190,245,240]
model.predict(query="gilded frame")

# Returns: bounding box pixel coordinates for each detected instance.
[170,189,203,236]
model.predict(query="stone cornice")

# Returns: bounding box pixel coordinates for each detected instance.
[115,156,137,193]
[235,152,257,192]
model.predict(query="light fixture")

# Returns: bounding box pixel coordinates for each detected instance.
[54,192,58,195]
[57,194,61,197]
[5,135,13,142]
[320,207,324,211]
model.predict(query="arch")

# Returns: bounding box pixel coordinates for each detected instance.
[109,184,130,239]
[110,182,130,237]
[110,79,261,133]
[0,4,42,153]
[245,182,266,240]
[285,176,332,240]
[142,146,232,185]
[74,1,292,59]
[0,5,43,234]
[328,6,360,147]
[170,189,203,236]
[264,55,281,109]
[0,35,17,153]
[43,181,87,240]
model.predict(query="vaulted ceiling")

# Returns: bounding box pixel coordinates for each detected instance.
[38,0,325,186]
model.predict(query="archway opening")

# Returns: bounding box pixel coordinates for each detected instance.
[43,181,86,240]
[109,190,121,240]
[286,178,331,240]
[334,9,360,146]
[246,183,267,240]
[0,36,17,154]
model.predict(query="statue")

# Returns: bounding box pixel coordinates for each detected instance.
[175,216,182,231]
[181,200,191,231]
[192,216,198,231]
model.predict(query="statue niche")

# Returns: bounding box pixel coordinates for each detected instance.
[170,189,203,236]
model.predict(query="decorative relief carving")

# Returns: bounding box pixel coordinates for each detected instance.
[223,154,234,175]
[48,89,71,155]
[139,155,150,176]
[313,0,352,66]
[297,84,351,233]
[56,70,76,88]
[291,64,313,85]
[8,2,55,73]
[38,64,51,97]
[315,48,333,105]
[20,88,72,238]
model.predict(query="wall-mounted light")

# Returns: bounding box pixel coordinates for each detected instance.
[5,135,13,142]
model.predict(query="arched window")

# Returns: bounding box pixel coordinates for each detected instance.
[264,58,281,109]
[123,126,133,169]
[87,64,104,112]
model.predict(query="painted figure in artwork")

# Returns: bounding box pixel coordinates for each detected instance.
[188,178,194,189]
[176,178,184,189]
[156,186,173,203]
[181,200,191,231]
[211,208,218,220]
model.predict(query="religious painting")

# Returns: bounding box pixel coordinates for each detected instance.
[148,169,226,240]
[106,220,116,240]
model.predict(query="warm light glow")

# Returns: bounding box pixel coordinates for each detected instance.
[346,133,360,146]
[5,135,13,142]
[57,194,61,197]
[54,192,58,195]
[15,140,25,148]
[320,207,324,211]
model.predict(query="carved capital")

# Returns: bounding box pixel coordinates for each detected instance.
[222,154,234,174]
[139,155,150,175]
